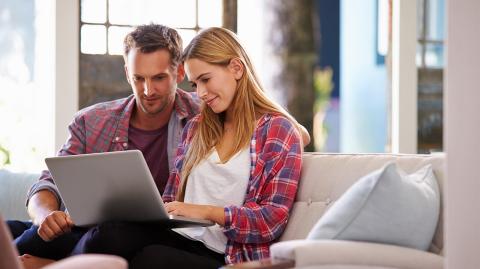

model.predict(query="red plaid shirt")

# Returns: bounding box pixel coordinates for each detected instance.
[163,113,303,264]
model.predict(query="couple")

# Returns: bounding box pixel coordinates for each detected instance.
[8,24,307,268]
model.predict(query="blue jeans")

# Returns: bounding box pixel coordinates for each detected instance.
[71,221,225,268]
[7,220,87,260]
[8,220,225,268]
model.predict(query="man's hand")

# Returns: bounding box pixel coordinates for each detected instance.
[165,201,225,226]
[36,211,74,242]
[28,190,74,241]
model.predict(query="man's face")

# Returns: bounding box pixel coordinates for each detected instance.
[125,48,184,116]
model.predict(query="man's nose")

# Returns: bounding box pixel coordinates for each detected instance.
[143,80,153,96]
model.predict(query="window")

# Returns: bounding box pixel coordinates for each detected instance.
[416,0,445,153]
[417,0,444,68]
[79,0,224,109]
[0,0,55,172]
[80,0,223,55]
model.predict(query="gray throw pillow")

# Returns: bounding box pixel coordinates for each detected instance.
[306,163,440,251]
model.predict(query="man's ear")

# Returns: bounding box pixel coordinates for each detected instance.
[228,58,244,80]
[176,63,186,83]
[124,65,131,84]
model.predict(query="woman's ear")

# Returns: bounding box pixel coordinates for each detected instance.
[228,58,244,80]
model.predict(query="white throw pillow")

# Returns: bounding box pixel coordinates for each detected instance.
[306,163,440,251]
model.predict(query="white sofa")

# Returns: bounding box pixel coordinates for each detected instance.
[1,153,445,269]
[0,171,128,269]
[226,153,444,269]
[0,169,38,221]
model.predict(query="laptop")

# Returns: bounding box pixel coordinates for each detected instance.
[45,150,214,228]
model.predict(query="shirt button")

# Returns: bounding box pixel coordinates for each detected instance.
[123,143,128,148]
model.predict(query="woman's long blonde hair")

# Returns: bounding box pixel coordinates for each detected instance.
[177,27,299,201]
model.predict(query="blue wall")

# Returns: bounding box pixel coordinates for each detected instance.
[340,0,387,152]
[315,0,340,98]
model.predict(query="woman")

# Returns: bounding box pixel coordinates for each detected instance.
[130,27,303,268]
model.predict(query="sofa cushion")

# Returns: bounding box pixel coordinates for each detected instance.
[306,163,440,251]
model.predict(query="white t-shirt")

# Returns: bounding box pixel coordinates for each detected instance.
[174,147,250,253]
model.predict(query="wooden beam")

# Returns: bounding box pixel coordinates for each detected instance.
[223,0,237,32]
[391,0,417,153]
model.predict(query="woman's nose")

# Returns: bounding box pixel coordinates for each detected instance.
[196,84,207,98]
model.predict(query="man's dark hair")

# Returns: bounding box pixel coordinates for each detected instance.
[123,24,183,68]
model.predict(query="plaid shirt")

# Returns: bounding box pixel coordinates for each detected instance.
[163,113,303,264]
[27,89,199,208]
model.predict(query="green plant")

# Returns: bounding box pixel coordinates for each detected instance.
[0,144,10,167]
[313,67,335,151]
[313,67,334,112]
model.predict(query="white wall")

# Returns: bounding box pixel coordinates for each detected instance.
[391,0,417,154]
[54,0,79,151]
[445,0,480,268]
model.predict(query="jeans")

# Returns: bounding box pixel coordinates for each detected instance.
[7,220,225,268]
[7,220,87,260]
[72,221,225,268]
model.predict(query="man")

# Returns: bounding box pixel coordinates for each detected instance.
[8,23,200,261]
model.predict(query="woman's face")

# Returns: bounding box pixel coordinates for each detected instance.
[184,58,243,115]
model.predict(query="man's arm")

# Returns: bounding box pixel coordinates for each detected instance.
[26,114,87,241]
[28,190,60,225]
[28,190,73,241]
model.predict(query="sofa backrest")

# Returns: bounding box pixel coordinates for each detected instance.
[279,153,445,255]
[0,169,39,221]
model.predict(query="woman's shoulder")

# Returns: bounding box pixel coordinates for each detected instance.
[256,113,301,146]
[258,113,297,132]
[255,113,302,156]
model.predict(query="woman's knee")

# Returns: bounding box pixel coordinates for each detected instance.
[72,222,153,258]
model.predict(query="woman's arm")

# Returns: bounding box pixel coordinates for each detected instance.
[165,202,225,225]
[223,116,303,243]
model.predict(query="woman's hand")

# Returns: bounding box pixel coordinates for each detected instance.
[165,201,225,226]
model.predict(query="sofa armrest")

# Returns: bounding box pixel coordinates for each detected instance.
[43,254,127,269]
[270,240,443,269]
[224,240,443,269]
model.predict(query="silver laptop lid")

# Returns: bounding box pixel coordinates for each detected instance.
[45,150,213,227]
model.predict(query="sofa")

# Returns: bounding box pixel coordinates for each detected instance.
[1,153,444,269]
[0,169,39,221]
[225,153,444,269]
[0,170,127,269]
[0,214,127,269]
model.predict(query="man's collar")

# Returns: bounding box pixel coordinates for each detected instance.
[172,89,191,120]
